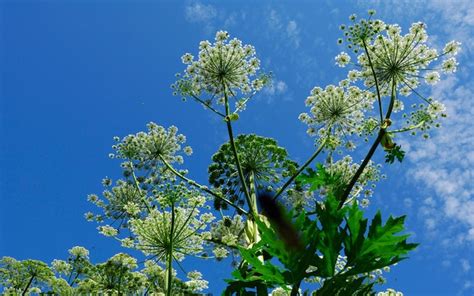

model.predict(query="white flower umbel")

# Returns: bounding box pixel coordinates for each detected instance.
[172,31,271,115]
[339,12,460,99]
[112,122,189,166]
[131,208,205,261]
[324,156,382,204]
[299,85,374,149]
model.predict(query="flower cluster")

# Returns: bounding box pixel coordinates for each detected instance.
[399,100,447,138]
[185,271,209,292]
[172,31,270,114]
[88,180,145,228]
[208,134,297,210]
[209,215,246,259]
[111,122,189,167]
[338,11,460,101]
[299,85,375,149]
[377,288,403,296]
[68,246,89,259]
[324,156,382,206]
[130,201,210,261]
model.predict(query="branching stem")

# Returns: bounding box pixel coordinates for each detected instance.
[273,138,327,201]
[223,87,254,216]
[158,155,248,215]
[338,78,397,209]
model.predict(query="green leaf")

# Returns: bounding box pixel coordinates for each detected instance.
[315,195,346,277]
[385,144,405,164]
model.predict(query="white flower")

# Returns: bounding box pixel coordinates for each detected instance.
[181,53,194,64]
[131,207,206,261]
[212,247,229,259]
[442,57,458,73]
[425,72,440,85]
[68,246,89,259]
[173,31,270,113]
[124,202,140,216]
[443,40,461,55]
[114,122,189,166]
[341,18,460,97]
[98,225,118,237]
[51,260,72,274]
[335,52,351,67]
[184,146,193,156]
[377,288,403,296]
[121,237,135,248]
[300,85,374,149]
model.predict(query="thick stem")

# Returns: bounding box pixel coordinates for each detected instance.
[290,279,301,296]
[166,202,176,296]
[158,155,248,215]
[273,139,326,201]
[223,89,254,215]
[22,275,35,296]
[338,78,397,209]
[248,172,262,258]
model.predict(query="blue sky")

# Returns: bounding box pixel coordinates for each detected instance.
[1,0,473,295]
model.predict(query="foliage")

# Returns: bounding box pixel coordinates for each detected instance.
[225,167,417,295]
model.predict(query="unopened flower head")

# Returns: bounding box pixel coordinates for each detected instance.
[208,134,297,210]
[172,31,271,113]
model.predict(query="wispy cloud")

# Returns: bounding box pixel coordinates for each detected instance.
[406,76,474,242]
[261,79,291,104]
[286,20,301,48]
[360,1,474,291]
[184,1,218,34]
[265,9,301,49]
[185,2,217,23]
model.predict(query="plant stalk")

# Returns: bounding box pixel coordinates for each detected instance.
[158,155,248,215]
[223,88,254,216]
[166,202,176,296]
[338,78,397,208]
[273,138,327,201]
[22,275,35,296]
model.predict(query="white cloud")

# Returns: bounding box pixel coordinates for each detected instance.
[286,20,301,48]
[265,9,301,49]
[264,80,288,96]
[185,2,217,23]
[268,9,282,30]
[406,76,474,243]
[261,79,290,104]
[461,259,471,273]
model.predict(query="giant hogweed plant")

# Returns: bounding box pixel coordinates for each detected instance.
[0,11,461,295]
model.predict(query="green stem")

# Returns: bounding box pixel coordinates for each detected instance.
[223,88,254,216]
[158,155,248,215]
[273,138,327,201]
[290,279,301,296]
[389,121,426,134]
[22,275,35,296]
[338,78,397,209]
[363,39,384,123]
[248,171,261,250]
[129,161,152,213]
[166,202,176,296]
[190,93,226,117]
